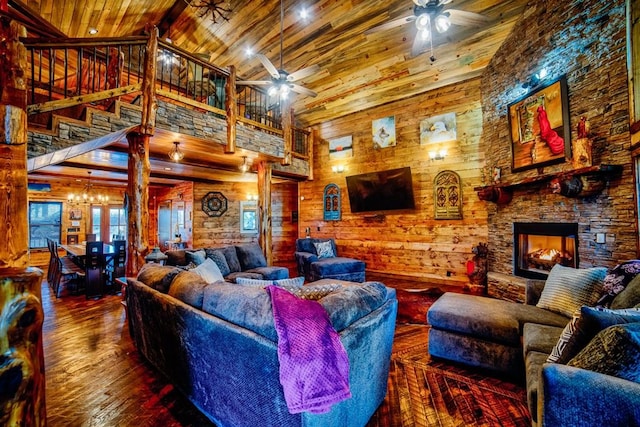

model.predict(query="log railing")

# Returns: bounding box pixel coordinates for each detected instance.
[22,35,296,138]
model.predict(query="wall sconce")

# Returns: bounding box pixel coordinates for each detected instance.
[331,165,345,173]
[522,67,549,90]
[240,156,250,173]
[169,141,184,162]
[429,149,447,161]
[247,194,258,201]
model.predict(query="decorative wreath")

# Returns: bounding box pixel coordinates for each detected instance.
[201,191,228,217]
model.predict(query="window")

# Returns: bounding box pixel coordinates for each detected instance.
[109,207,127,241]
[240,201,257,234]
[91,206,102,241]
[29,201,62,248]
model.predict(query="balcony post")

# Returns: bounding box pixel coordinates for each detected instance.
[125,132,151,276]
[225,65,237,153]
[281,100,292,165]
[257,161,273,264]
[141,25,158,135]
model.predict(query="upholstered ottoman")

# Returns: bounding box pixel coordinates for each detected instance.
[427,292,567,375]
[310,257,366,282]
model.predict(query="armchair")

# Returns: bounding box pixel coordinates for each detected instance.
[294,238,365,282]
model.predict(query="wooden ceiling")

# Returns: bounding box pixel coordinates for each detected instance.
[19,0,529,127]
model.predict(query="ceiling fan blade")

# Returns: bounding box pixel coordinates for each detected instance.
[411,34,429,57]
[365,15,416,35]
[236,80,272,86]
[287,64,320,82]
[446,9,489,26]
[256,54,280,79]
[291,84,317,98]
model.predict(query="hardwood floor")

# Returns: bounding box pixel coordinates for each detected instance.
[41,277,527,426]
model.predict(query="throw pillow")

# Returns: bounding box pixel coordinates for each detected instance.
[547,306,640,364]
[536,264,608,317]
[185,249,207,265]
[191,258,225,284]
[611,274,640,309]
[136,264,182,293]
[314,240,335,259]
[547,307,582,363]
[567,322,640,383]
[207,249,231,277]
[597,260,640,307]
[280,283,342,300]
[235,243,268,270]
[167,270,210,309]
[235,277,305,287]
[219,246,242,273]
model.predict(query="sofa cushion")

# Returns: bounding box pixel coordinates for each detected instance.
[236,277,304,287]
[311,257,365,278]
[598,259,640,307]
[568,322,640,383]
[319,281,389,332]
[246,266,289,281]
[547,306,640,365]
[523,322,563,356]
[525,350,549,423]
[185,249,207,265]
[226,271,263,283]
[235,243,267,270]
[136,263,182,293]
[205,248,231,277]
[168,270,211,309]
[219,246,242,273]
[314,240,335,259]
[536,265,607,317]
[611,274,640,309]
[280,283,342,300]
[165,249,187,267]
[191,258,225,284]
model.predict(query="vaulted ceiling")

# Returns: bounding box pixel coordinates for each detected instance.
[18,0,529,127]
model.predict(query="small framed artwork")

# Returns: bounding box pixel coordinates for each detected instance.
[328,135,353,159]
[420,112,457,145]
[240,201,257,234]
[508,75,571,172]
[70,208,82,220]
[372,116,396,148]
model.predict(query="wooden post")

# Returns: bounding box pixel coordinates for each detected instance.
[140,25,158,136]
[0,18,46,427]
[225,65,237,153]
[307,127,315,181]
[257,161,273,265]
[281,100,292,165]
[125,132,151,276]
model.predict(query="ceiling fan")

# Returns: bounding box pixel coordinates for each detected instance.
[366,0,489,61]
[237,0,319,98]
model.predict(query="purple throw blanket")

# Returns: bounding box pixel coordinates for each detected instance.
[266,285,351,414]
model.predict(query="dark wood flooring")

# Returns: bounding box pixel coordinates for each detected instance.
[41,277,528,426]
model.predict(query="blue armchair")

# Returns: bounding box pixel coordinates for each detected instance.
[295,238,365,282]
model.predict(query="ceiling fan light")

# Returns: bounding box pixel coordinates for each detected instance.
[280,84,290,96]
[415,13,430,30]
[412,0,428,6]
[419,28,431,42]
[434,14,450,33]
[268,85,278,97]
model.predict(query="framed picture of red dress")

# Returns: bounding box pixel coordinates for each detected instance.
[508,76,571,172]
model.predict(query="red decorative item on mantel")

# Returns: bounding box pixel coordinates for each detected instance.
[537,105,565,155]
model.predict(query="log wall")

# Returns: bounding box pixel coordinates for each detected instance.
[303,78,487,291]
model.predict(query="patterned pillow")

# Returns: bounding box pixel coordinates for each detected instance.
[567,322,640,383]
[611,274,640,309]
[536,264,608,317]
[280,283,342,300]
[235,277,305,287]
[547,306,640,364]
[207,249,231,277]
[313,241,335,259]
[185,249,207,265]
[191,258,225,284]
[597,260,640,307]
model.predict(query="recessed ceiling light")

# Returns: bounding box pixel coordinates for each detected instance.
[164,167,172,171]
[88,28,98,35]
[244,46,253,57]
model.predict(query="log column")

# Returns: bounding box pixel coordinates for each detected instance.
[257,161,273,265]
[281,100,292,166]
[0,18,46,427]
[225,65,237,153]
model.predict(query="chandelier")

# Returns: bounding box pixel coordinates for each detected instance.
[67,171,109,205]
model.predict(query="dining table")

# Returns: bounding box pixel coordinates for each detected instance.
[59,242,116,259]
[59,242,116,298]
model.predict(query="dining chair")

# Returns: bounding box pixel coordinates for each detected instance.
[106,240,126,294]
[85,241,105,299]
[50,241,85,298]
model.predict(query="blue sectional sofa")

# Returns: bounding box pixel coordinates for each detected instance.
[126,264,397,427]
[294,238,365,282]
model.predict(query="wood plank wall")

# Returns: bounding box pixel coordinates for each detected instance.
[149,182,194,248]
[301,77,488,291]
[192,180,298,275]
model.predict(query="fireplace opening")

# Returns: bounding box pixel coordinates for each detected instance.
[513,222,579,279]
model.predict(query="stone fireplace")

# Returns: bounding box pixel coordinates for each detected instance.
[513,222,579,279]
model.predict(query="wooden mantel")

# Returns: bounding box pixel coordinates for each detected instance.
[474,164,623,204]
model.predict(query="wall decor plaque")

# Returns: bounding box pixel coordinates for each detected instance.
[201,191,228,217]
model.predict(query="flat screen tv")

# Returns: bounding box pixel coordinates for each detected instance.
[345,167,416,213]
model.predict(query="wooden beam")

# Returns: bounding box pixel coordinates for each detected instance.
[126,131,151,276]
[257,161,272,265]
[225,64,237,153]
[140,27,158,136]
[27,84,141,115]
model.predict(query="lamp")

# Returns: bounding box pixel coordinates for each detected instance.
[268,82,291,100]
[239,156,250,173]
[429,149,447,161]
[331,165,345,173]
[169,141,185,162]
[67,171,109,205]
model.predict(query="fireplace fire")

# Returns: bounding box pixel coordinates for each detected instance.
[513,222,579,279]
